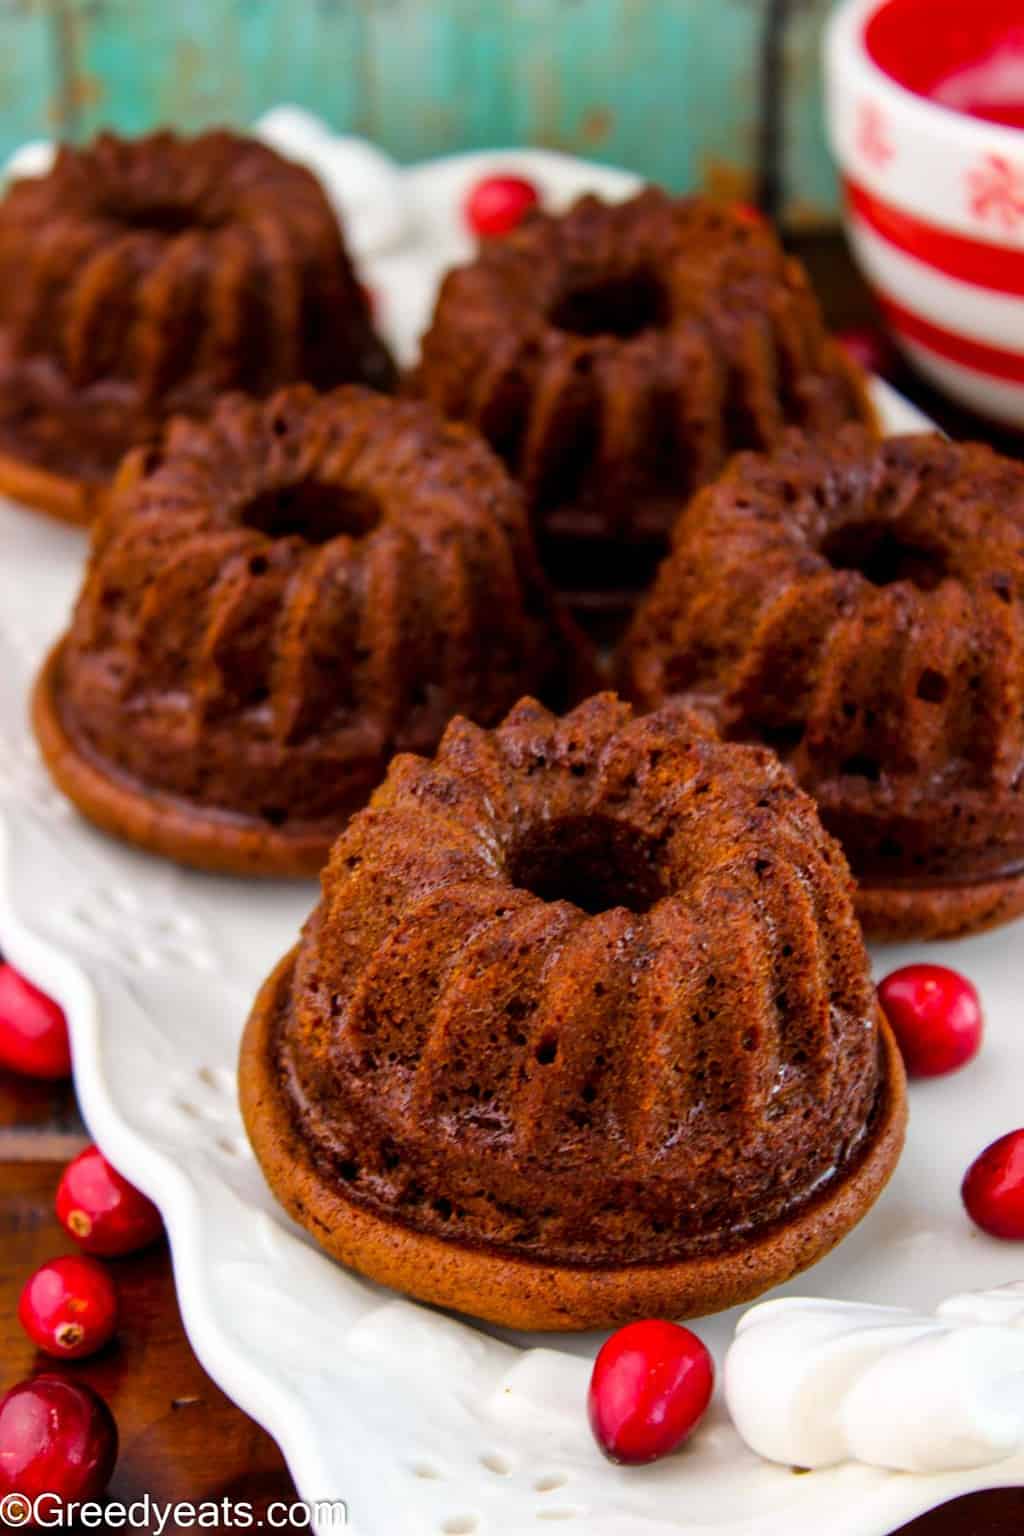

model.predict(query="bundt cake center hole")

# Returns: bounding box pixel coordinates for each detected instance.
[507,814,666,915]
[240,478,382,546]
[549,269,671,339]
[822,520,949,590]
[105,197,220,236]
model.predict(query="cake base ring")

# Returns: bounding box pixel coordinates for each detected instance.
[239,946,909,1333]
[0,444,103,526]
[856,875,1024,943]
[32,641,339,879]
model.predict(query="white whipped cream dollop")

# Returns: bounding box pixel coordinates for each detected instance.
[254,106,407,258]
[724,1283,1024,1474]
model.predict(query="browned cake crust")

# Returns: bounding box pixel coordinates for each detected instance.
[856,875,1024,944]
[241,951,906,1331]
[412,189,874,613]
[240,693,907,1330]
[0,130,395,520]
[622,428,1024,941]
[33,642,335,877]
[34,387,589,877]
[0,450,107,527]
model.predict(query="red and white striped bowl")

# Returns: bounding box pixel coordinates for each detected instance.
[826,0,1024,426]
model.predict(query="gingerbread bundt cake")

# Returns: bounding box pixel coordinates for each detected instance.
[34,386,585,877]
[0,130,395,523]
[623,428,1024,941]
[413,189,873,618]
[240,694,906,1330]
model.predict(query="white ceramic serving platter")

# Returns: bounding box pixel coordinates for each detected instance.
[1,148,1022,1536]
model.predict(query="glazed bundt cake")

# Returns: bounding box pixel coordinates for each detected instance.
[240,693,906,1330]
[413,189,873,618]
[0,129,395,523]
[622,427,1024,941]
[34,386,586,877]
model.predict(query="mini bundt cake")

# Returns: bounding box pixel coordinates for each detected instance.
[622,427,1024,941]
[33,386,586,877]
[240,693,906,1330]
[0,129,395,523]
[412,189,873,618]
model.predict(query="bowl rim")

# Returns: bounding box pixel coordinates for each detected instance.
[827,0,1024,154]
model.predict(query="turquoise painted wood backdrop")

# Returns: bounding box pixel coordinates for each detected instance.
[0,0,842,222]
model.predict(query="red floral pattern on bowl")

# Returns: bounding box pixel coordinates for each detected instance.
[857,101,895,169]
[828,0,1024,425]
[969,154,1024,232]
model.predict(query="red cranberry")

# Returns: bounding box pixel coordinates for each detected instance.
[837,325,894,377]
[0,964,70,1080]
[733,201,765,225]
[0,1375,117,1507]
[588,1319,714,1465]
[18,1256,118,1360]
[56,1145,162,1257]
[962,1130,1024,1240]
[464,174,539,238]
[877,963,983,1078]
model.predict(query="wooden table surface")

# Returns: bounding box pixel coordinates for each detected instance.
[2,233,1023,1536]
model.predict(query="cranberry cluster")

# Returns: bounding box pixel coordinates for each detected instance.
[878,962,1024,1238]
[0,963,162,1508]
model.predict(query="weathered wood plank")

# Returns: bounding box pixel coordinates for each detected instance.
[0,0,842,219]
[0,1,58,155]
